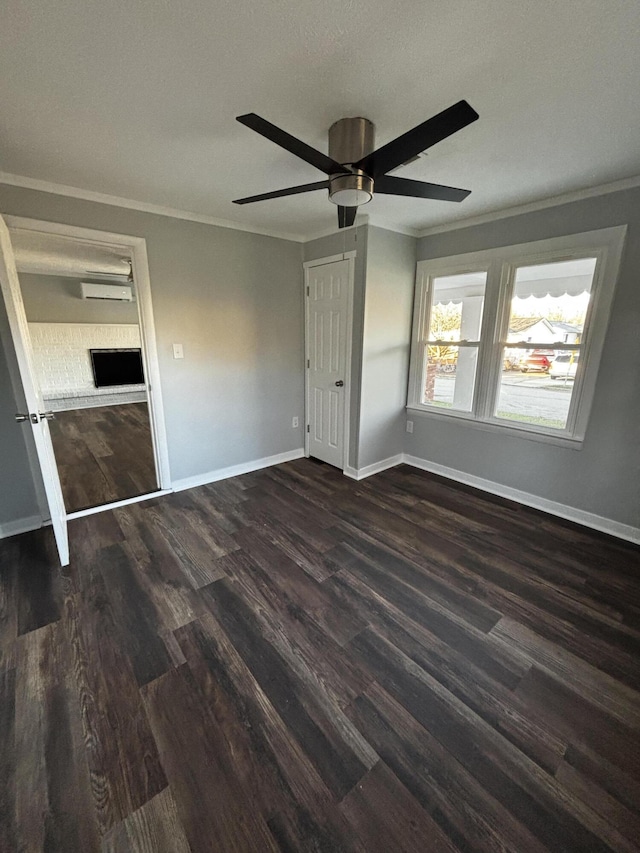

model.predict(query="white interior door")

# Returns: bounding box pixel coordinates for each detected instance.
[306,259,349,468]
[0,214,69,565]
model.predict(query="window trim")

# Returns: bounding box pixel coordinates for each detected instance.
[407,226,627,446]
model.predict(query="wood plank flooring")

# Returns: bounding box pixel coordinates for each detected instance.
[48,402,157,513]
[1,458,640,851]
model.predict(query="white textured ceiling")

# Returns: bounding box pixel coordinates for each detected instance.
[1,0,640,239]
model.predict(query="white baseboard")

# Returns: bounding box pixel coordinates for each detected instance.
[172,448,305,492]
[343,454,405,481]
[341,450,639,543]
[403,454,640,545]
[0,515,43,540]
[5,450,635,546]
[66,489,173,520]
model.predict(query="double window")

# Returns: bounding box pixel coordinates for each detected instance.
[407,227,626,444]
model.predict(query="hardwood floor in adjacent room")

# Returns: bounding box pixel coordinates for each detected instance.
[48,402,157,513]
[1,458,640,851]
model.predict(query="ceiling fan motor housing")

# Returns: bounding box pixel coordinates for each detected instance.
[328,117,375,206]
[329,117,375,165]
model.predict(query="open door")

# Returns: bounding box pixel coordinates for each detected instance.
[0,214,69,565]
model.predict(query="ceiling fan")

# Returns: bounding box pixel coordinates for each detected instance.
[233,100,479,228]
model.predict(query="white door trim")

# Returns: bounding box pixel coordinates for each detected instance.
[303,250,356,269]
[3,214,172,501]
[304,252,355,472]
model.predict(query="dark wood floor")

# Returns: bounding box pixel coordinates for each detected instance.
[49,402,157,513]
[1,458,640,852]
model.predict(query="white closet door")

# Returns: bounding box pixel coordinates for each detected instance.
[306,259,349,468]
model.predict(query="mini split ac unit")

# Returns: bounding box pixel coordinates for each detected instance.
[80,282,133,301]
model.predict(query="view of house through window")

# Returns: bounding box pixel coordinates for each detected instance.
[495,257,596,429]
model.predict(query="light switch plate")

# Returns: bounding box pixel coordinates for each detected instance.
[173,343,184,359]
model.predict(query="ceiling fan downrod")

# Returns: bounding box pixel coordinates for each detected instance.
[328,117,375,207]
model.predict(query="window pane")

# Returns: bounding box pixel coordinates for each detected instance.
[505,257,596,349]
[495,348,580,430]
[423,345,479,412]
[497,258,595,430]
[428,272,487,342]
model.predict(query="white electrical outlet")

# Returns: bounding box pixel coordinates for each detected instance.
[173,343,184,359]
[292,416,299,428]
[406,419,414,433]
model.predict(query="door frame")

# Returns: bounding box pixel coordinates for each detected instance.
[3,214,172,510]
[303,251,356,473]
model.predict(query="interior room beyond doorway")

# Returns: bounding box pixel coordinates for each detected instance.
[12,228,159,513]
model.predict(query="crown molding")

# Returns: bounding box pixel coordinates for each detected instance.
[300,215,420,243]
[416,174,640,238]
[6,169,637,247]
[301,213,370,243]
[0,172,305,243]
[367,221,420,239]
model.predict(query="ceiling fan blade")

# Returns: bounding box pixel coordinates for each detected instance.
[237,114,346,176]
[233,181,329,204]
[338,206,357,228]
[233,180,329,205]
[375,175,470,202]
[354,100,479,178]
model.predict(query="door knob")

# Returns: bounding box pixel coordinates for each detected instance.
[15,413,39,424]
[39,411,56,421]
[335,380,344,387]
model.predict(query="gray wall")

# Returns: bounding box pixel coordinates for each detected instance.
[357,226,415,469]
[303,225,368,469]
[407,186,640,528]
[20,273,139,324]
[0,183,304,527]
[3,180,637,533]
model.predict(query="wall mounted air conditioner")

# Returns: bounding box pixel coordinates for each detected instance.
[81,282,133,301]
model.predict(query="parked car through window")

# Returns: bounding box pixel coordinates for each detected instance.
[550,353,579,380]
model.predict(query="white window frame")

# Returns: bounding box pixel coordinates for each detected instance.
[407,226,627,447]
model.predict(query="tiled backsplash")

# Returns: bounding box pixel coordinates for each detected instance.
[28,322,145,399]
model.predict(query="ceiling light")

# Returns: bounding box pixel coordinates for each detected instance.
[328,172,374,207]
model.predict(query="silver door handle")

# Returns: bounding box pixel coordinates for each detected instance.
[335,380,344,387]
[39,411,56,421]
[15,413,29,423]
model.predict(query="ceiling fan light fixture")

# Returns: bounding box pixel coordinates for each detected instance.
[328,173,373,207]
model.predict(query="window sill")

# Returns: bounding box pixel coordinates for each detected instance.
[405,405,585,449]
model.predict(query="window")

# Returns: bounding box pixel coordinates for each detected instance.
[423,271,486,413]
[408,227,626,444]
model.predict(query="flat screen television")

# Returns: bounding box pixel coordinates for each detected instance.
[90,348,145,388]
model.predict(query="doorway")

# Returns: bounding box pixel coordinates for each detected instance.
[1,215,170,561]
[304,253,355,471]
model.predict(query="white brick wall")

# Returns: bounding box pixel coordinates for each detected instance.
[28,322,145,400]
